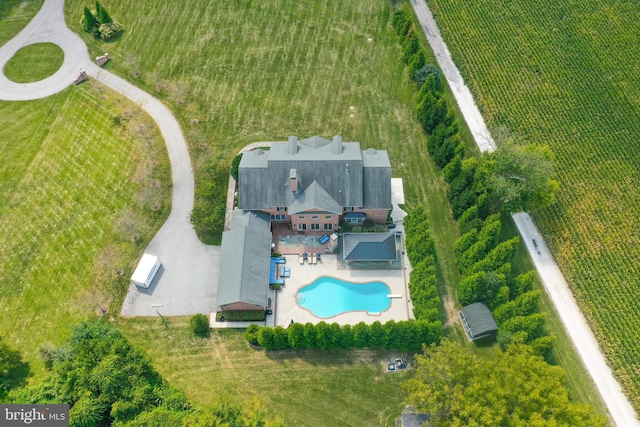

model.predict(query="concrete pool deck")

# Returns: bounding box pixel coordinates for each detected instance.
[273,253,412,326]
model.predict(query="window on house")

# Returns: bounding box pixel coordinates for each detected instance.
[277,207,286,211]
[347,217,364,224]
[311,224,320,230]
[270,214,286,220]
[311,216,319,220]
[298,216,305,220]
[297,224,307,231]
[324,216,333,220]
[344,207,353,212]
[324,224,333,230]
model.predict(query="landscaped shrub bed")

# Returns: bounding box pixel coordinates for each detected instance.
[216,310,266,322]
[245,320,441,352]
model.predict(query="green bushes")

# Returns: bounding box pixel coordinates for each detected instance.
[216,310,266,322]
[189,314,210,337]
[81,2,122,40]
[248,320,440,352]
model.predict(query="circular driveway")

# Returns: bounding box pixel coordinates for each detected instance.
[0,0,220,316]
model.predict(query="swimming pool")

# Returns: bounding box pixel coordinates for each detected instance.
[296,276,391,318]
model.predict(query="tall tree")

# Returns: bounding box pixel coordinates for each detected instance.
[404,339,606,426]
[483,127,559,213]
[0,337,30,399]
[82,7,98,33]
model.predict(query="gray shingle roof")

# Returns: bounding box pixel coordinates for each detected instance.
[216,211,271,307]
[238,136,391,211]
[288,181,342,214]
[343,233,397,261]
[459,302,498,340]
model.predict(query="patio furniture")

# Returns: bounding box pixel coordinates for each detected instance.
[273,257,286,264]
[319,234,330,244]
[299,253,305,264]
[279,265,290,278]
[316,252,321,261]
[311,254,317,264]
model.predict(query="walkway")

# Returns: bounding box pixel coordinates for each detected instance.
[0,0,219,316]
[410,0,638,425]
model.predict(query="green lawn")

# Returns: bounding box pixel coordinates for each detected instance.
[118,317,409,427]
[0,0,43,45]
[3,42,63,83]
[0,82,170,382]
[425,0,640,411]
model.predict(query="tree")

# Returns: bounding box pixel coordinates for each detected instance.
[190,313,210,337]
[404,339,607,426]
[96,1,112,24]
[82,7,99,34]
[0,337,30,398]
[484,128,559,213]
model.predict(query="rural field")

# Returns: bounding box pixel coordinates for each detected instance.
[0,81,171,381]
[426,0,640,410]
[0,0,611,423]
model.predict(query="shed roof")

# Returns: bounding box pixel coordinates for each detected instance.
[216,211,271,308]
[459,302,498,341]
[343,233,397,261]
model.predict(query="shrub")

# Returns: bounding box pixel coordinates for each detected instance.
[190,314,210,337]
[230,154,242,181]
[98,21,122,40]
[244,324,260,346]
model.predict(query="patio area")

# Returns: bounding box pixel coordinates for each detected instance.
[271,222,336,255]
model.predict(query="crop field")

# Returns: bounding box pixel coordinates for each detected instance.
[0,83,170,380]
[426,0,640,409]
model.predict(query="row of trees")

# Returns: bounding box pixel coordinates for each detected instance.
[82,2,122,40]
[404,205,442,324]
[8,320,282,426]
[245,320,441,352]
[393,8,558,358]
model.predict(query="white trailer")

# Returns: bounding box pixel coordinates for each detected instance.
[131,253,162,288]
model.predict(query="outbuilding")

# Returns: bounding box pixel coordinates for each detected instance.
[131,253,162,289]
[459,302,498,341]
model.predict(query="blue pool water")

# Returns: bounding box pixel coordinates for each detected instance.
[296,276,391,318]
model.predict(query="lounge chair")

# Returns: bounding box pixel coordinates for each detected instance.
[311,254,317,264]
[299,253,305,264]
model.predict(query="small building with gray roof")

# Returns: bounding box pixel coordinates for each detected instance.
[216,210,272,311]
[343,232,397,263]
[459,302,498,341]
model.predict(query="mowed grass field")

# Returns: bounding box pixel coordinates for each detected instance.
[0,0,43,44]
[425,0,640,410]
[118,317,408,427]
[3,42,63,83]
[0,82,170,381]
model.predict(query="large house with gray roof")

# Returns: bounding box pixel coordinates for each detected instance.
[238,135,392,232]
[215,135,394,313]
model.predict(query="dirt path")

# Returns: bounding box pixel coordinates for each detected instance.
[410,1,638,425]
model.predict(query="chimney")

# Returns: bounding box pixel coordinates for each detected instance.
[290,168,298,192]
[332,135,343,154]
[288,135,298,155]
